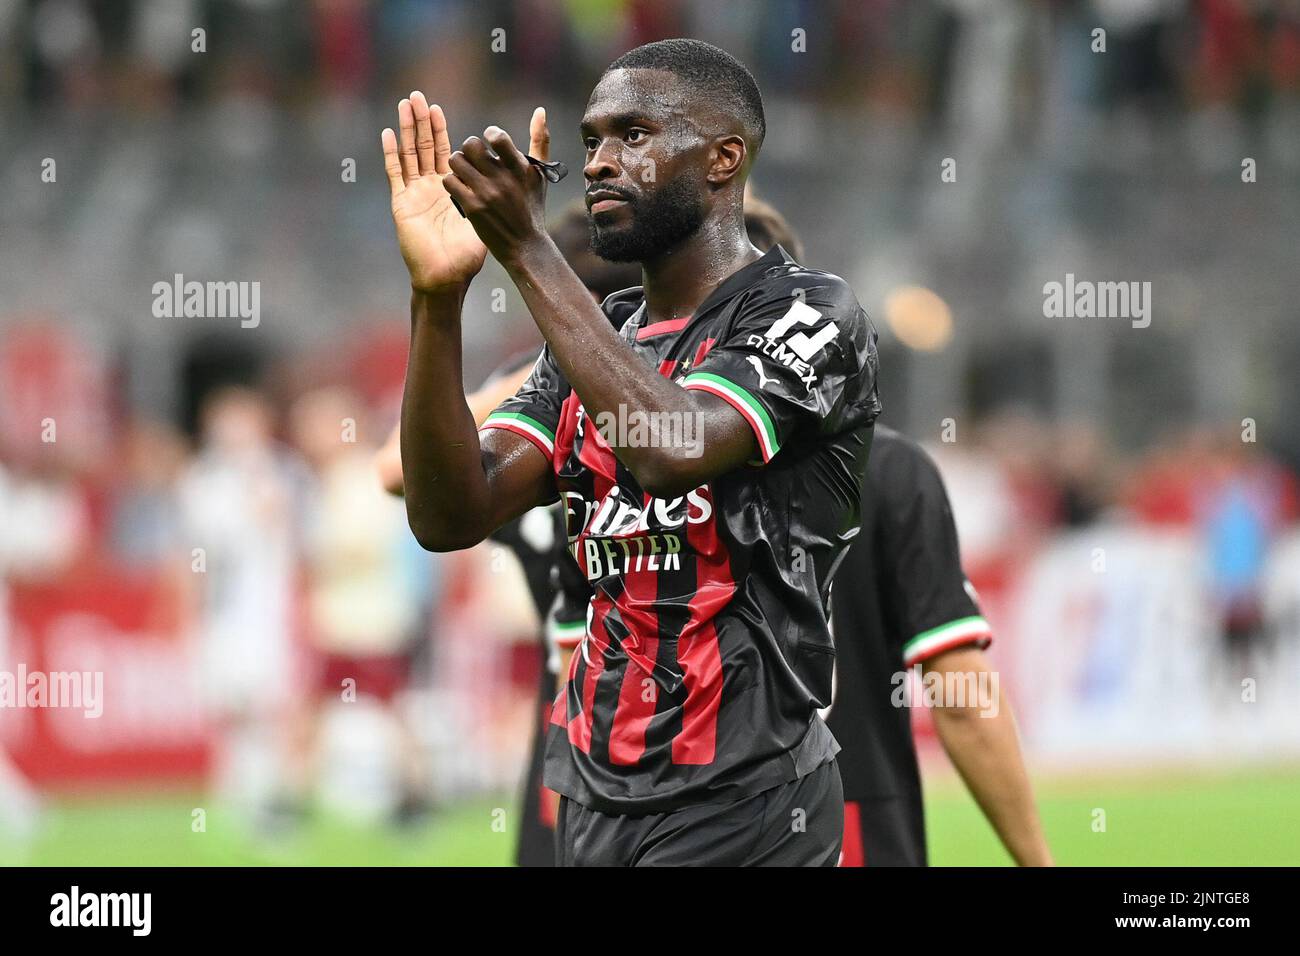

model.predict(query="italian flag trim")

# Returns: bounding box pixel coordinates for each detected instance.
[481,411,555,459]
[902,615,992,667]
[548,617,586,649]
[682,371,780,462]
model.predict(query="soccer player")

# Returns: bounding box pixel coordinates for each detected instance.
[378,199,803,864]
[827,425,1054,866]
[291,386,431,826]
[381,39,880,865]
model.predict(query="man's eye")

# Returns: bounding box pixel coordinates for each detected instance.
[625,130,647,144]
[583,137,599,151]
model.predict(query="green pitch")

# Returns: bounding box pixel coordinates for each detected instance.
[4,766,1297,866]
[925,764,1300,866]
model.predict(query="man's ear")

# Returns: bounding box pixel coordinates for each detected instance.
[707,134,748,186]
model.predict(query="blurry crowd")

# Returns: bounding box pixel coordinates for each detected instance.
[929,413,1297,612]
[4,1,1298,116]
[931,412,1294,539]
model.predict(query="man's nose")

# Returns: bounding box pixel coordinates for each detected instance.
[583,140,620,181]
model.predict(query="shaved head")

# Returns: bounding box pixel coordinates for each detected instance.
[602,38,765,158]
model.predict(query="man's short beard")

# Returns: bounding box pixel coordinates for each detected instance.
[588,175,706,263]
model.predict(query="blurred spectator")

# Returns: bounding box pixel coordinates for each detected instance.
[1052,420,1115,527]
[1198,433,1299,675]
[175,386,309,830]
[1123,427,1216,526]
[289,386,436,824]
[0,456,88,841]
[108,418,189,568]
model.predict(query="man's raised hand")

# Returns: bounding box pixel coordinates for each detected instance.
[442,108,553,269]
[382,98,554,291]
[382,92,486,294]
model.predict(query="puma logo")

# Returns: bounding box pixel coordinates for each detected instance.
[745,355,778,389]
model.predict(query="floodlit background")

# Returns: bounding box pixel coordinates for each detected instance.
[2,0,1299,865]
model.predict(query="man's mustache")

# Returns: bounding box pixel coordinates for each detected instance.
[585,186,638,204]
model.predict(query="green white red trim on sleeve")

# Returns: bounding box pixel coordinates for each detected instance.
[480,411,555,460]
[547,617,586,650]
[902,615,993,667]
[681,371,780,462]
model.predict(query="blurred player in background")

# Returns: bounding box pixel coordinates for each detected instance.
[828,425,1052,866]
[292,386,433,825]
[1200,431,1297,682]
[176,387,307,831]
[0,458,87,843]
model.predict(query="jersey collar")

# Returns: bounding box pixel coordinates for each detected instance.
[624,244,797,340]
[694,244,796,319]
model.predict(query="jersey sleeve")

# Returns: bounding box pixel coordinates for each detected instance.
[880,444,993,667]
[480,344,568,464]
[680,274,880,463]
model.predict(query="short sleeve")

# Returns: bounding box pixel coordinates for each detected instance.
[480,344,569,463]
[681,275,880,463]
[879,443,992,667]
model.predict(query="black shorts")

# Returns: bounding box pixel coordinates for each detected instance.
[555,759,844,867]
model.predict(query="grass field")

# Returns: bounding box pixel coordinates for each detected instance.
[4,765,1298,866]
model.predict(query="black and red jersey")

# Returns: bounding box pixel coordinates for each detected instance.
[482,245,881,814]
[827,426,992,865]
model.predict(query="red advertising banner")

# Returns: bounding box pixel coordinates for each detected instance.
[3,569,210,786]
